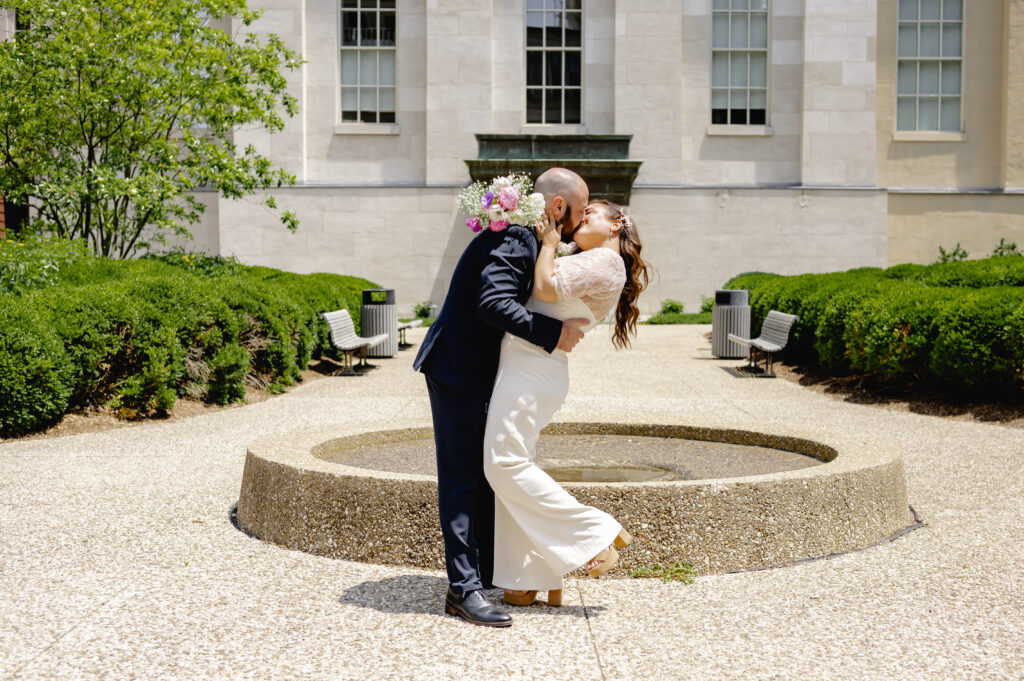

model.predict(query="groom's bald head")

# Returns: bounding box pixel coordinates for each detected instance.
[535,167,589,240]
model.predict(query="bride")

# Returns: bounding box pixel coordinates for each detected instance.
[483,196,650,607]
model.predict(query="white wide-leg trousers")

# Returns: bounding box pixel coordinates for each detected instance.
[483,334,621,591]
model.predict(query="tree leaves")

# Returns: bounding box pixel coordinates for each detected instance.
[0,0,302,256]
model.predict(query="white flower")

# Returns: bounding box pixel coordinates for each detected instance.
[556,241,578,257]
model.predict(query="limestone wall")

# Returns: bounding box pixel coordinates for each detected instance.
[887,192,1024,265]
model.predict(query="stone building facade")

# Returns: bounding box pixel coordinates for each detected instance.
[10,2,1024,313]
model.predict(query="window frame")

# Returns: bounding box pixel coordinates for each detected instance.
[336,0,398,132]
[893,0,965,140]
[523,1,585,127]
[709,0,772,133]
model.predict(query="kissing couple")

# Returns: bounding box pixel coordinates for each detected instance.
[413,167,650,627]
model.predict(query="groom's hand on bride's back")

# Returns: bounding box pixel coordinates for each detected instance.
[557,318,588,352]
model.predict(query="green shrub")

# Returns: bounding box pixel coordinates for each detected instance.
[413,301,433,318]
[29,281,189,417]
[142,248,245,277]
[699,295,714,314]
[936,243,969,263]
[207,344,251,405]
[728,258,1024,389]
[991,238,1022,258]
[722,271,781,291]
[0,235,92,294]
[660,299,685,314]
[111,325,185,417]
[927,288,1024,387]
[0,240,378,435]
[0,298,75,437]
[843,287,946,382]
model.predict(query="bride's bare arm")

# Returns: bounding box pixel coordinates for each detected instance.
[533,214,560,303]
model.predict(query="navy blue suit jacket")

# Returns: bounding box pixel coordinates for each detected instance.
[414,224,562,396]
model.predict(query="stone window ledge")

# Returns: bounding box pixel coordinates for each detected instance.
[892,130,965,143]
[519,124,587,135]
[334,123,401,136]
[706,124,773,137]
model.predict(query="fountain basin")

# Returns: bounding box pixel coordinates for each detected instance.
[236,421,915,576]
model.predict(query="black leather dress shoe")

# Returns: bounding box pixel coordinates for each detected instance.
[444,588,512,627]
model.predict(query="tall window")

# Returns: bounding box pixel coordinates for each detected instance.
[525,1,582,125]
[339,0,396,124]
[711,0,768,125]
[896,0,962,132]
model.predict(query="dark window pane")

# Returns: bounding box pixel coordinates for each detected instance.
[564,88,581,124]
[360,109,377,123]
[359,0,375,7]
[341,11,359,46]
[526,12,544,46]
[711,108,728,124]
[380,11,395,46]
[565,51,581,86]
[527,51,543,86]
[730,108,747,124]
[565,0,582,8]
[749,108,766,124]
[379,111,396,123]
[546,51,562,87]
[380,0,395,7]
[545,12,563,47]
[361,11,377,46]
[342,109,358,121]
[565,12,581,47]
[545,89,563,123]
[342,0,357,6]
[526,89,544,123]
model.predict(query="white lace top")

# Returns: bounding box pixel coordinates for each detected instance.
[552,247,626,323]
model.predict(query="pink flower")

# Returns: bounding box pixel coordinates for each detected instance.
[489,219,509,232]
[497,186,519,212]
[466,217,482,233]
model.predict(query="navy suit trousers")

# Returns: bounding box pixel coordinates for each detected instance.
[424,375,495,595]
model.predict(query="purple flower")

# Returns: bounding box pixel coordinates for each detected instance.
[489,219,509,232]
[466,217,482,233]
[481,191,494,210]
[497,186,519,212]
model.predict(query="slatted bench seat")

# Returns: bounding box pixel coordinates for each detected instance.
[397,318,423,347]
[728,310,799,378]
[321,309,390,376]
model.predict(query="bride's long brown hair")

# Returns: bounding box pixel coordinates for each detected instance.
[589,199,650,349]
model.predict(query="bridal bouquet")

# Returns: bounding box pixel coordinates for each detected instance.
[457,173,545,233]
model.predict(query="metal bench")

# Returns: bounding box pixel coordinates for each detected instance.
[321,309,389,376]
[728,310,799,378]
[397,318,423,347]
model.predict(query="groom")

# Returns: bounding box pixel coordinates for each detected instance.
[414,167,590,627]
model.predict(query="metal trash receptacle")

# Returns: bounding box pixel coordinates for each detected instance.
[711,289,750,358]
[361,288,398,358]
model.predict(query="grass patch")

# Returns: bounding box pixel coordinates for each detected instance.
[628,561,697,583]
[400,317,435,328]
[645,311,712,325]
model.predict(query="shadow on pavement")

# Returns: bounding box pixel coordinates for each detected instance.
[339,575,603,619]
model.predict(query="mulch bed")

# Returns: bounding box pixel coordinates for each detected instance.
[770,360,1024,429]
[15,357,345,441]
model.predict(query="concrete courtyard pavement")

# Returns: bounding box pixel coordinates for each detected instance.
[1,325,1022,681]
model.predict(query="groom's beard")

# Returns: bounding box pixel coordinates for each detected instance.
[559,208,577,243]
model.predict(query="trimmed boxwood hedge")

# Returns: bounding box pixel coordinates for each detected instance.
[723,257,1024,390]
[0,239,377,437]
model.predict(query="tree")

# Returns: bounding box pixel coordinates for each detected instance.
[0,0,301,257]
